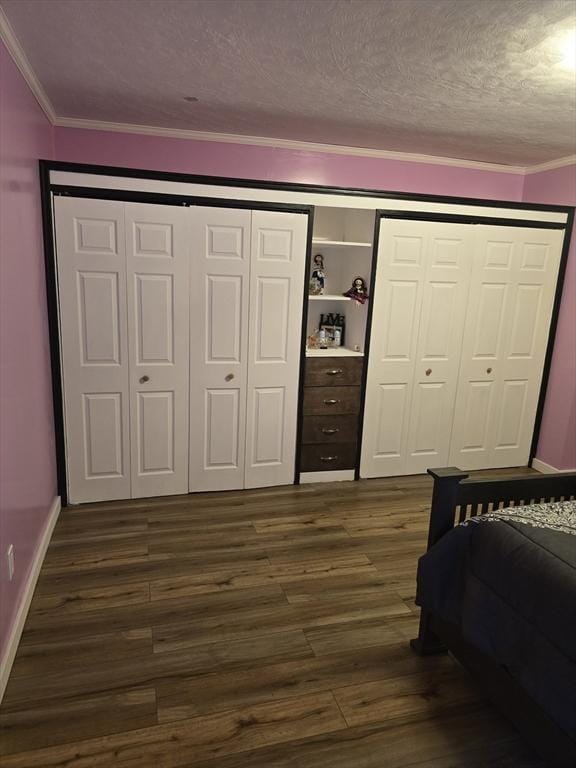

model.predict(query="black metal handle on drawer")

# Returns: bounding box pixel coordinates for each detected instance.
[326,369,343,376]
[323,399,340,405]
[321,427,340,434]
[320,455,338,462]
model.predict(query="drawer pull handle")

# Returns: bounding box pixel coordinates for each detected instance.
[486,367,493,374]
[323,399,340,405]
[321,428,339,435]
[326,369,343,376]
[425,368,432,376]
[320,455,338,462]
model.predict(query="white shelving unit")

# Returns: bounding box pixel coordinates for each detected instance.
[311,239,372,249]
[309,294,351,302]
[305,347,364,358]
[306,207,375,355]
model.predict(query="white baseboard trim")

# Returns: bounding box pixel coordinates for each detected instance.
[0,495,61,703]
[531,458,576,474]
[299,470,355,484]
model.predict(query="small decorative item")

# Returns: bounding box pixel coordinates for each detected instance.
[310,253,326,295]
[320,312,346,347]
[344,276,369,305]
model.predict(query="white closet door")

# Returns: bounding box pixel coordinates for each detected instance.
[189,207,251,492]
[125,203,190,497]
[404,223,474,473]
[55,197,130,503]
[361,219,473,478]
[449,226,563,469]
[245,211,308,488]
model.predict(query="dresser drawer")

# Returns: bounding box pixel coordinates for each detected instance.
[302,414,358,444]
[300,443,357,472]
[305,357,363,387]
[303,386,361,416]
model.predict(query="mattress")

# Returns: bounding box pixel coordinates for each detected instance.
[415,500,576,740]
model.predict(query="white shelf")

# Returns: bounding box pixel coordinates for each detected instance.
[312,239,372,249]
[308,294,351,301]
[306,347,364,357]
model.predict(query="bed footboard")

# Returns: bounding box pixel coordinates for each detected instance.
[411,466,576,656]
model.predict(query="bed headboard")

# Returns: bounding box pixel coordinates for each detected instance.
[425,467,576,551]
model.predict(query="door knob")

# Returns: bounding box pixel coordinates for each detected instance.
[139,375,150,384]
[486,367,493,374]
[225,373,235,382]
[425,368,432,376]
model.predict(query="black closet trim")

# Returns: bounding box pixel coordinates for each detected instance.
[371,209,573,472]
[530,207,574,462]
[52,185,314,214]
[41,160,575,496]
[45,169,314,504]
[44,159,573,214]
[378,210,567,229]
[294,209,315,484]
[40,164,68,506]
[354,211,382,480]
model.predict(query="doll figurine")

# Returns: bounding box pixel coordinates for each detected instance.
[344,276,369,305]
[310,253,326,295]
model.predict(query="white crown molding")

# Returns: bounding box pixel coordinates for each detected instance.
[0,7,56,122]
[1,13,574,176]
[52,116,530,174]
[523,154,576,174]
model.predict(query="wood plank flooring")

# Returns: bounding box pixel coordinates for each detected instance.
[0,471,544,767]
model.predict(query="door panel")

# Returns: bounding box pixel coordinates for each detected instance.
[449,226,563,469]
[77,271,121,365]
[205,389,241,469]
[250,387,285,465]
[82,393,124,478]
[362,219,473,478]
[245,210,308,488]
[55,198,131,503]
[189,207,251,491]
[125,203,190,498]
[375,383,408,464]
[137,392,175,474]
[134,275,174,364]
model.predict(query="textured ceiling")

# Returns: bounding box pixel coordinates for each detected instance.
[2,0,576,165]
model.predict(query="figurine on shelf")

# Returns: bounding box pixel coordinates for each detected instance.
[309,253,326,295]
[343,276,369,305]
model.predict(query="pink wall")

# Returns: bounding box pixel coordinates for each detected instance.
[523,165,576,470]
[0,41,56,665]
[54,127,525,201]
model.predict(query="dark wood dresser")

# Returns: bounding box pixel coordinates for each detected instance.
[299,356,363,473]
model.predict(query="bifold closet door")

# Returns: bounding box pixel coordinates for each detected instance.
[55,198,131,503]
[188,207,307,492]
[189,207,251,492]
[124,203,190,497]
[55,197,190,503]
[449,226,563,469]
[245,210,308,488]
[360,218,474,478]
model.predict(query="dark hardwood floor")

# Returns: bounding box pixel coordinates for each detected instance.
[0,470,544,767]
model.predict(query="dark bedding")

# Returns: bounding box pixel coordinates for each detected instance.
[415,501,576,740]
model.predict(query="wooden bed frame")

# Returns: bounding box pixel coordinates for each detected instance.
[411,467,576,768]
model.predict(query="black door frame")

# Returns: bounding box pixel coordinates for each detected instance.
[39,160,574,503]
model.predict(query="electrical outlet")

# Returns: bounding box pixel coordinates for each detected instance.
[6,545,14,581]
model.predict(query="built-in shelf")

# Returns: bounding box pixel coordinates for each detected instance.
[312,239,372,249]
[306,347,364,358]
[308,294,351,301]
